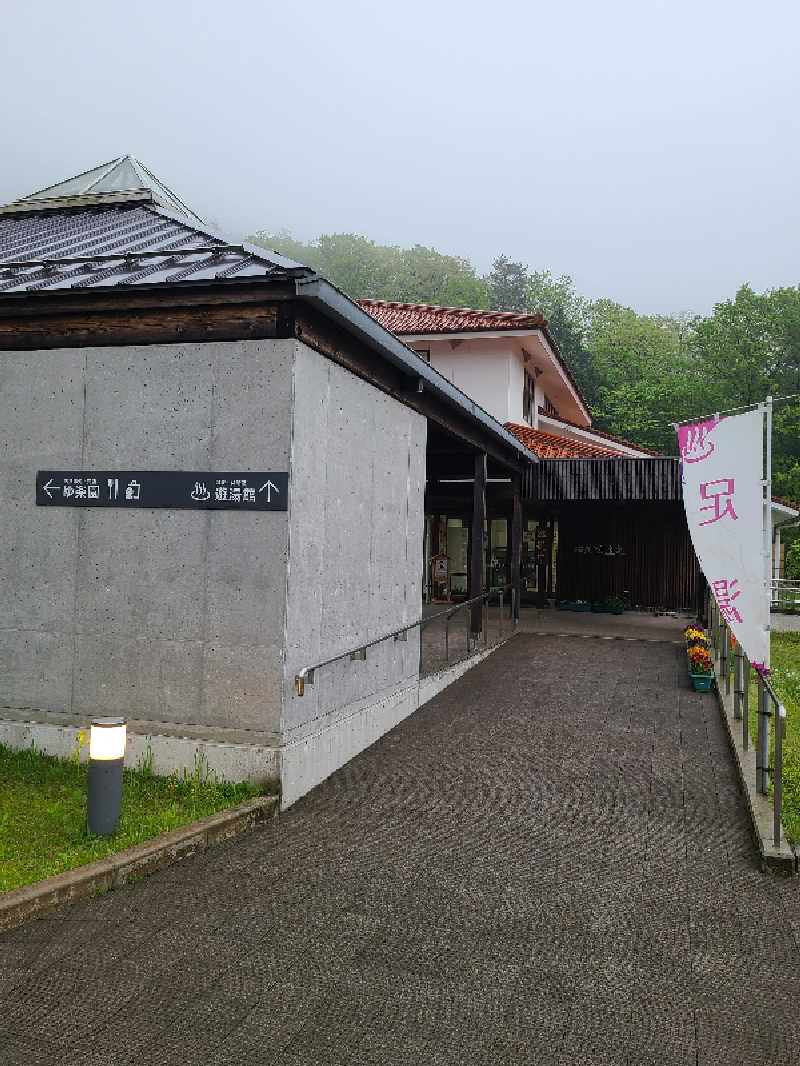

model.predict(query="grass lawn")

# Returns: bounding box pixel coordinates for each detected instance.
[0,743,262,894]
[745,632,800,844]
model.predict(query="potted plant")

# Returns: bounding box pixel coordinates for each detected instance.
[685,624,714,691]
[604,594,626,615]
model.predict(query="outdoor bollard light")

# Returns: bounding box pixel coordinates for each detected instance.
[87,717,127,836]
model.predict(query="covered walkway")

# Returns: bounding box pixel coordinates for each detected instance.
[2,635,799,1065]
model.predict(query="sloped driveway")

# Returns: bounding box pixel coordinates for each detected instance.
[2,634,799,1065]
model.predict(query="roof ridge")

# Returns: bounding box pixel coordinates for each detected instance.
[357,297,543,320]
[82,157,126,194]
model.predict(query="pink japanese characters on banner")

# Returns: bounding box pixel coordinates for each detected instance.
[678,409,770,675]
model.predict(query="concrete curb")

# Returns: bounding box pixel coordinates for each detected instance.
[712,675,796,875]
[0,794,278,934]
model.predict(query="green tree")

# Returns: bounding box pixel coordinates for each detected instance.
[485,255,529,312]
[585,300,698,453]
[248,231,487,307]
[391,244,484,306]
[526,270,598,405]
[690,284,782,412]
[689,284,800,498]
[436,272,490,309]
[785,539,800,581]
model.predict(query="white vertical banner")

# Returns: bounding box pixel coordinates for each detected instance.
[678,408,770,675]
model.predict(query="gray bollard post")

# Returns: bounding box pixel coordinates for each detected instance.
[87,717,127,836]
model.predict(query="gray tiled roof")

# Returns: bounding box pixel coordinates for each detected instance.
[0,202,311,293]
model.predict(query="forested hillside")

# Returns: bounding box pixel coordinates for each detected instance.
[250,230,800,503]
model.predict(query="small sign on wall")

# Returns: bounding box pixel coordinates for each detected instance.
[35,471,289,511]
[431,553,451,602]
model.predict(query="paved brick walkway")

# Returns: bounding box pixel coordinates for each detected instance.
[2,635,799,1065]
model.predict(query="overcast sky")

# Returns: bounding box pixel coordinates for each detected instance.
[2,0,798,315]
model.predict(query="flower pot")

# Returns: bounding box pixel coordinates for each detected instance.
[690,672,713,692]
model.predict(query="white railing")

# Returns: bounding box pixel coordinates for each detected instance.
[771,579,800,610]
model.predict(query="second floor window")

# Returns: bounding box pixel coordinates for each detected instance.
[523,373,535,424]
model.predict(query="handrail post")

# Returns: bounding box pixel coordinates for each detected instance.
[712,601,719,657]
[733,642,743,720]
[725,633,731,696]
[743,656,750,749]
[774,701,785,847]
[756,675,770,794]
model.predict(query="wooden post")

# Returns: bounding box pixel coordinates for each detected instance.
[470,452,487,634]
[536,518,550,608]
[511,476,522,622]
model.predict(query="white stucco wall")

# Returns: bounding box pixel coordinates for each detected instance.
[427,339,518,424]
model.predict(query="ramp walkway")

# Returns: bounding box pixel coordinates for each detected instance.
[2,634,799,1065]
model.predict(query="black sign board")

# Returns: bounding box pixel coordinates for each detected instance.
[36,471,289,511]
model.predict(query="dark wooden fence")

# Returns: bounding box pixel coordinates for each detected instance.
[552,500,698,610]
[525,457,682,502]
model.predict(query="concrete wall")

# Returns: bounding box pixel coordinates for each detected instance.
[0,339,294,736]
[281,342,426,802]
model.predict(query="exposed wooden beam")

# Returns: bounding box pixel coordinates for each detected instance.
[0,281,296,318]
[511,476,522,622]
[0,302,290,350]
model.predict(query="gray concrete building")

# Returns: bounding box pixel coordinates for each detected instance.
[0,157,532,805]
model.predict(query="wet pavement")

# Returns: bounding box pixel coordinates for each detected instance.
[2,634,799,1065]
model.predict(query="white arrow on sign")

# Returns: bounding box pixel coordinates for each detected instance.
[43,479,61,499]
[258,480,280,503]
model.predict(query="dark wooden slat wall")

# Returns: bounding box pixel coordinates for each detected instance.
[549,501,698,610]
[525,457,682,502]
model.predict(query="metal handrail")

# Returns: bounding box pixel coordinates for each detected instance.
[295,584,516,695]
[708,593,787,847]
[419,583,514,629]
[771,579,800,609]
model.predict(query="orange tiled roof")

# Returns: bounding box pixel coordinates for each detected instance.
[357,299,546,334]
[773,494,800,512]
[504,423,632,459]
[537,407,663,456]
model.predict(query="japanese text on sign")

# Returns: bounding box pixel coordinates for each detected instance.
[36,471,289,511]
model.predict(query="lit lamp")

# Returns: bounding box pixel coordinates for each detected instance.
[87,717,127,836]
